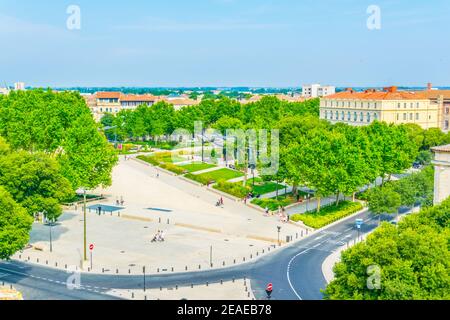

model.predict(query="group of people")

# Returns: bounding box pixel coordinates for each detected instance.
[215,197,224,207]
[263,206,289,223]
[151,230,165,243]
[115,197,125,206]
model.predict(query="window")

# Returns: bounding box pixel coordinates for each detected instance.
[409,113,413,120]
[341,111,345,120]
[367,112,371,122]
[445,120,449,130]
[330,111,333,120]
[374,113,378,120]
[416,113,419,120]
[354,112,357,121]
[403,113,407,120]
[410,103,413,108]
[416,103,420,108]
[397,103,401,109]
[396,113,399,121]
[324,110,328,119]
[347,112,351,121]
[404,103,407,108]
[360,112,364,122]
[336,111,339,119]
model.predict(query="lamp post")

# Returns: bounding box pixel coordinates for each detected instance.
[277,226,281,246]
[48,214,53,253]
[77,188,88,261]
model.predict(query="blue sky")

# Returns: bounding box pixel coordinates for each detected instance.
[0,0,449,87]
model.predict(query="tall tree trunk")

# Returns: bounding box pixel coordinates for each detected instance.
[316,197,321,213]
[292,184,298,197]
[352,192,356,202]
[336,192,340,206]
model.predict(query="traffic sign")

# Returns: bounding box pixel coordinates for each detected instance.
[89,244,94,251]
[266,283,273,292]
[355,219,363,229]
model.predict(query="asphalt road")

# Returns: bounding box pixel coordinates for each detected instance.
[0,208,404,300]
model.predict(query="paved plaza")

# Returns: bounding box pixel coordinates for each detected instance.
[15,156,306,275]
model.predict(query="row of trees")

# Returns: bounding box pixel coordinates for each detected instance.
[324,197,449,300]
[100,96,320,141]
[366,166,435,223]
[275,118,420,211]
[0,89,118,259]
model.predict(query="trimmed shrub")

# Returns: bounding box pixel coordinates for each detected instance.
[251,197,292,211]
[213,180,250,198]
[184,173,214,185]
[159,163,186,175]
[290,201,363,229]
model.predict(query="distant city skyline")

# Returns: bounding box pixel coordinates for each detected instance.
[1,0,449,87]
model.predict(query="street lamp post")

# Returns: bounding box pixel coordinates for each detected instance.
[49,221,53,253]
[277,226,281,246]
[77,188,88,261]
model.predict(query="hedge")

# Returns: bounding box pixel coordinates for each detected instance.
[213,180,250,198]
[137,155,186,175]
[290,201,363,229]
[184,173,214,185]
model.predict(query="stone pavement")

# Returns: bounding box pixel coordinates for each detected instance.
[108,279,253,300]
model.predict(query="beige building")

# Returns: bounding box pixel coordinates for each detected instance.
[320,86,440,130]
[432,144,450,205]
[419,86,450,133]
[87,92,157,121]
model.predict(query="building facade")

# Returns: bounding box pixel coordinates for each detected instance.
[302,84,335,98]
[419,89,450,133]
[319,86,440,130]
[87,92,157,121]
[432,144,450,205]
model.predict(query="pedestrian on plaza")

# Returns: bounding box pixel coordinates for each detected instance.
[120,196,124,206]
[220,197,224,205]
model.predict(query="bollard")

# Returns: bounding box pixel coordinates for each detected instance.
[46,260,48,265]
[223,261,225,266]
[262,249,264,254]
[233,259,236,264]
[55,262,58,267]
[102,268,105,273]
[132,292,135,299]
[248,292,251,298]
[145,296,147,301]
[221,280,223,285]
[159,217,161,223]
[206,282,209,287]
[19,255,21,259]
[129,269,131,274]
[157,268,160,273]
[36,258,39,263]
[88,267,90,272]
[160,287,162,291]
[256,252,259,256]
[191,284,193,288]
[116,269,119,274]
[185,266,188,271]
[198,265,201,270]
[28,256,30,261]
[171,267,174,272]
[250,254,252,259]
[167,219,169,224]
[232,278,235,283]
[296,233,298,239]
[243,257,246,262]
[175,285,178,290]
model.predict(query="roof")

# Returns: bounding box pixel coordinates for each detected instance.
[432,144,450,153]
[120,94,156,102]
[161,98,198,106]
[96,92,121,99]
[419,90,450,100]
[323,87,428,101]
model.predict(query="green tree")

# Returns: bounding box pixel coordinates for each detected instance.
[0,186,33,260]
[324,198,450,300]
[0,151,73,221]
[367,185,401,224]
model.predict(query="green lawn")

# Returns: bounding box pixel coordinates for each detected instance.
[196,168,244,182]
[179,162,217,173]
[250,181,285,195]
[251,191,312,211]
